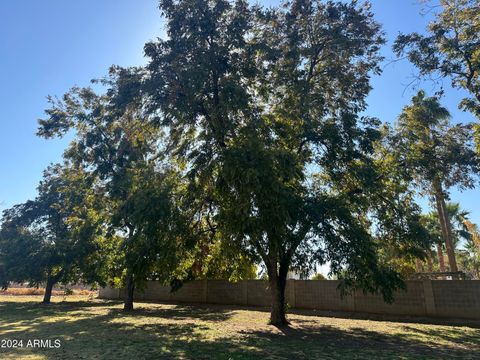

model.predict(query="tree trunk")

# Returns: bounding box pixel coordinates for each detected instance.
[415,259,423,273]
[124,271,135,311]
[436,242,446,272]
[267,258,289,327]
[426,251,434,272]
[434,189,458,272]
[124,224,136,312]
[42,276,55,304]
[268,275,288,326]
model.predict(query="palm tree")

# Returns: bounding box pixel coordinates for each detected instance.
[394,92,478,272]
[422,212,447,272]
[422,203,473,273]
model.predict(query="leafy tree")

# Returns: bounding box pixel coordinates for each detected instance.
[145,0,426,325]
[0,164,106,303]
[388,91,479,272]
[374,126,433,278]
[311,273,326,280]
[393,0,480,147]
[38,68,189,311]
[186,234,258,281]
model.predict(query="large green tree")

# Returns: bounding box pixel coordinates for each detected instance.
[387,91,479,273]
[38,68,189,311]
[145,0,426,325]
[0,164,106,303]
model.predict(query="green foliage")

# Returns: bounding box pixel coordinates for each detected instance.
[311,273,326,280]
[385,91,479,273]
[172,234,258,282]
[7,0,473,323]
[0,164,106,289]
[394,0,480,148]
[144,0,427,323]
[389,91,478,194]
[423,203,471,249]
[37,68,193,299]
[422,203,480,277]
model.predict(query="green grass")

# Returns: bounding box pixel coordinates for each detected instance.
[0,295,479,359]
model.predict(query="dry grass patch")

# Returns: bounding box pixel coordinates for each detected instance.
[0,288,95,296]
[0,295,479,359]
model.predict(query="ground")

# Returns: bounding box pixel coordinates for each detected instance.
[0,295,479,359]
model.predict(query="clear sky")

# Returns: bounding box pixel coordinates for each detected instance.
[0,0,478,229]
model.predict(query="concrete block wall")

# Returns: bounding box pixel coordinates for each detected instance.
[99,279,480,320]
[245,280,270,307]
[293,280,354,311]
[206,280,244,305]
[354,281,427,316]
[431,281,480,318]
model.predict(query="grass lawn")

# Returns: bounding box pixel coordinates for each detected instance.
[0,295,479,359]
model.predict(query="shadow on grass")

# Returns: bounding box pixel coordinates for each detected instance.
[118,306,234,322]
[400,324,480,349]
[284,309,480,329]
[98,295,480,329]
[0,299,479,359]
[242,324,475,359]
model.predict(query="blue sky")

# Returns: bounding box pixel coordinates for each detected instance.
[0,0,478,228]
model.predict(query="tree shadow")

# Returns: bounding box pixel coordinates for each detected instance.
[107,303,236,322]
[400,325,480,349]
[287,308,480,329]
[0,299,122,317]
[0,303,242,360]
[247,323,476,359]
[1,299,479,359]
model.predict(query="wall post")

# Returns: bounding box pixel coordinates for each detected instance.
[423,280,436,317]
[290,280,296,309]
[242,281,248,306]
[202,279,208,303]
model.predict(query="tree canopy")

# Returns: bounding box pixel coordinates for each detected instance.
[37,67,193,310]
[1,0,479,326]
[394,0,480,147]
[0,164,107,303]
[141,0,427,325]
[386,91,479,272]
